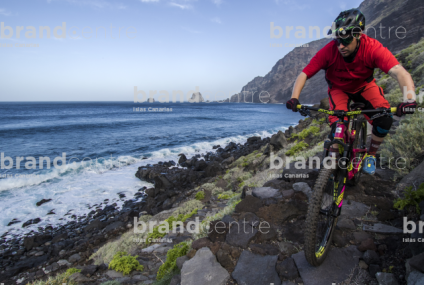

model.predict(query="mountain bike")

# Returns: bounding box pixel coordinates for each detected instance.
[297,103,397,266]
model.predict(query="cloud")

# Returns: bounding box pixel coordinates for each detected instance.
[0,8,12,16]
[212,0,222,6]
[169,2,192,9]
[211,17,222,24]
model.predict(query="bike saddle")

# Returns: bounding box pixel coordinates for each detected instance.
[350,102,366,110]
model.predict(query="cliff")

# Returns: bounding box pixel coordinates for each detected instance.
[231,0,424,104]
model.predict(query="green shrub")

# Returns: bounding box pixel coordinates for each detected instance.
[171,200,203,218]
[290,126,320,140]
[199,183,224,195]
[30,271,78,285]
[65,268,81,276]
[394,183,424,213]
[156,241,190,281]
[379,112,424,176]
[286,141,309,156]
[195,191,205,200]
[145,208,198,245]
[217,191,239,200]
[108,252,144,275]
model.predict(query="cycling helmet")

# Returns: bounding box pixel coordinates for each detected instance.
[327,9,365,38]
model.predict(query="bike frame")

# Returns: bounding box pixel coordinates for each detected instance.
[296,105,397,210]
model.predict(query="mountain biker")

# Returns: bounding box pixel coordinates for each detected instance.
[286,8,417,175]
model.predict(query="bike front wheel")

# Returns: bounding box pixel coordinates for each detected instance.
[304,166,345,266]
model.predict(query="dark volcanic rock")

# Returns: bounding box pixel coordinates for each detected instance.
[249,243,280,256]
[276,257,299,280]
[7,218,21,226]
[36,198,52,206]
[232,250,280,285]
[204,161,222,177]
[22,218,41,228]
[235,195,263,213]
[225,223,258,249]
[270,131,288,150]
[208,220,229,243]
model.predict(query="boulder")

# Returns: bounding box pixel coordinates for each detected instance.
[409,252,424,272]
[154,175,173,189]
[225,223,257,249]
[235,195,262,213]
[192,237,212,250]
[81,264,98,276]
[270,131,288,150]
[221,156,234,168]
[106,270,124,278]
[292,246,362,284]
[247,136,261,144]
[337,218,356,230]
[363,250,380,265]
[169,274,182,285]
[205,161,222,177]
[249,244,280,256]
[36,198,52,206]
[232,250,280,285]
[408,271,424,285]
[362,223,402,234]
[276,257,299,280]
[68,253,81,263]
[69,273,91,283]
[194,160,208,171]
[357,238,376,252]
[176,256,189,270]
[375,272,399,285]
[396,159,424,191]
[340,201,369,220]
[181,247,229,285]
[252,187,282,199]
[216,249,234,271]
[292,182,312,199]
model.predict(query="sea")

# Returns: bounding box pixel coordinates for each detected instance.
[0,102,304,237]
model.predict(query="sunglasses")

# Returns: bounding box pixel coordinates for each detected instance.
[334,36,354,46]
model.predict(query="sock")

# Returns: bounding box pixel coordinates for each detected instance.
[368,139,382,156]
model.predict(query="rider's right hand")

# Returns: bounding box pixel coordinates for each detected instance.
[286,98,300,112]
[396,101,417,116]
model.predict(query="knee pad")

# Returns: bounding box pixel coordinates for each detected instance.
[372,116,393,138]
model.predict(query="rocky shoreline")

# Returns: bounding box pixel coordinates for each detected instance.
[0,131,273,284]
[2,105,424,285]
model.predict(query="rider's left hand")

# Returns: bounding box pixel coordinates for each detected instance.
[396,101,417,116]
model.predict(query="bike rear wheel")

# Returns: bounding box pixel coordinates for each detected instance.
[304,166,345,266]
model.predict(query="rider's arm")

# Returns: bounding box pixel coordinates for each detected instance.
[291,72,308,99]
[293,43,332,100]
[388,64,416,101]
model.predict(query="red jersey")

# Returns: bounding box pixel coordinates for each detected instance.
[302,34,399,91]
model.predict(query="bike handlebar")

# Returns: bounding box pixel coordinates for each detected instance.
[296,104,397,115]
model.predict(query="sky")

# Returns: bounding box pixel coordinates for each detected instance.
[0,0,363,101]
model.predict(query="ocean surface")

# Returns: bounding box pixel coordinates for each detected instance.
[0,102,303,237]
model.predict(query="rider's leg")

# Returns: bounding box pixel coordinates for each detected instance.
[353,79,392,156]
[345,79,393,174]
[328,90,350,157]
